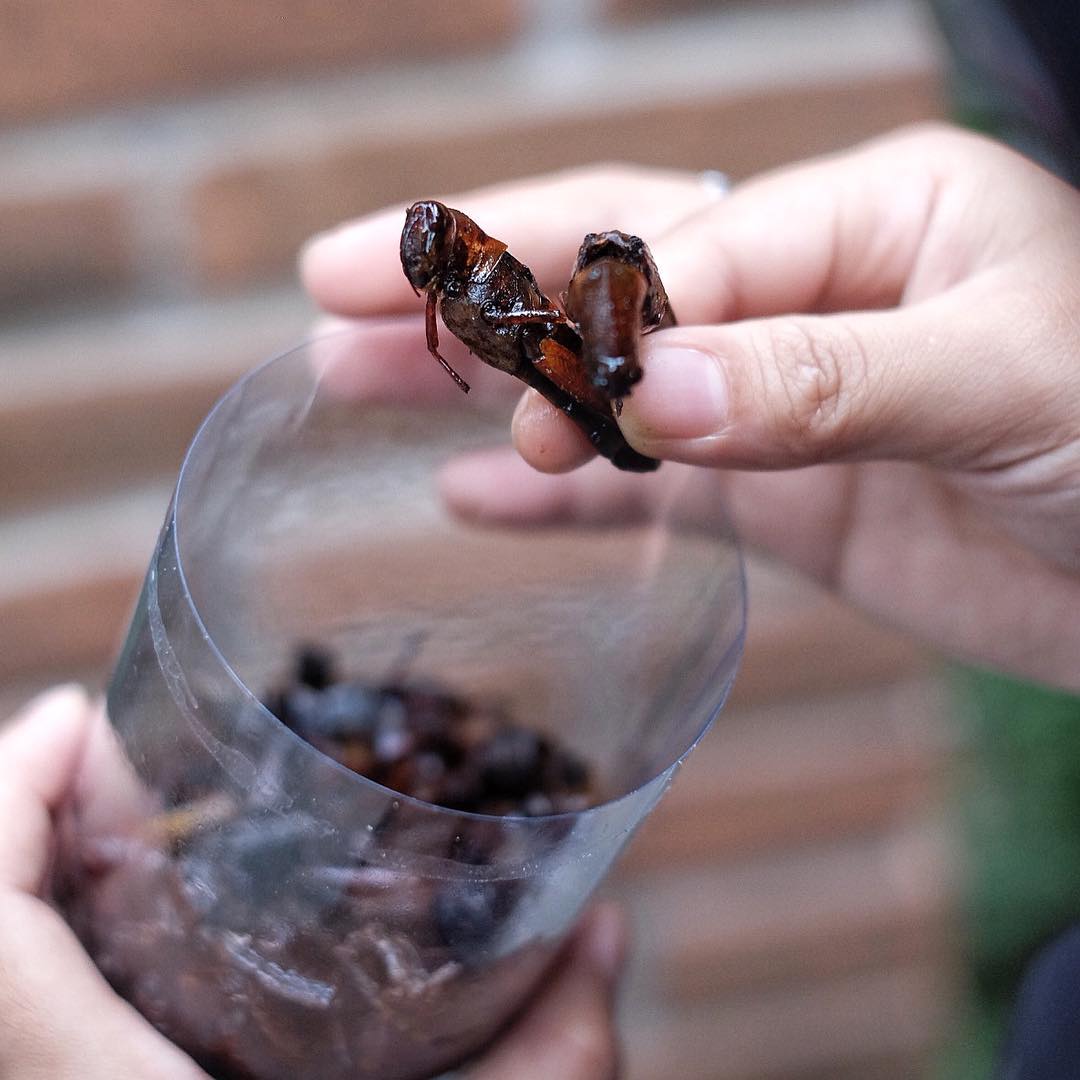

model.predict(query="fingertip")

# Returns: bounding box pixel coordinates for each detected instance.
[0,686,95,893]
[438,449,510,520]
[438,447,569,525]
[299,206,415,315]
[299,206,397,272]
[4,683,94,782]
[298,223,354,300]
[511,391,597,473]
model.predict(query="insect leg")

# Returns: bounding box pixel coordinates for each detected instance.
[480,304,568,328]
[425,289,471,393]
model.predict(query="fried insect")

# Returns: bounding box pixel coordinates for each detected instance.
[564,230,676,403]
[400,200,664,472]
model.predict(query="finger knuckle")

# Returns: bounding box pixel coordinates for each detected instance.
[888,120,966,151]
[761,317,870,456]
[884,121,1017,174]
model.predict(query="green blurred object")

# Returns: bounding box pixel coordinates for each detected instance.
[937,670,1080,1080]
[924,4,1080,1073]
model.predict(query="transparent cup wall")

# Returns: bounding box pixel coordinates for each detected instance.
[54,329,746,1080]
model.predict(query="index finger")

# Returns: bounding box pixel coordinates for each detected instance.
[300,165,719,317]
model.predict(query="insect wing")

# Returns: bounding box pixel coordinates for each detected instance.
[533,337,611,415]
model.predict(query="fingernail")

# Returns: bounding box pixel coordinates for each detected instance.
[622,346,729,444]
[583,904,627,981]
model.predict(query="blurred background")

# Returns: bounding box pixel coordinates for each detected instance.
[2,0,1077,1077]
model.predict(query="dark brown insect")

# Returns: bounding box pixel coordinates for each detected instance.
[400,200,673,473]
[564,230,675,402]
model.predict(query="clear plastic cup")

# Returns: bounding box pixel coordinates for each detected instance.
[53,325,745,1080]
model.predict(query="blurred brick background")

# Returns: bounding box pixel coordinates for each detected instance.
[0,0,962,1076]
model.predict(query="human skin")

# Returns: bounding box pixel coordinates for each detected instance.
[302,124,1080,691]
[0,688,625,1080]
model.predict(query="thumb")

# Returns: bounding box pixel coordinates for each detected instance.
[617,288,1071,472]
[0,892,210,1080]
[466,903,627,1080]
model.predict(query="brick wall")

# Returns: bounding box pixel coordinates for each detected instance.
[0,0,960,1075]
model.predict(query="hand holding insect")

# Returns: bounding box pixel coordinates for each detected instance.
[304,130,1080,689]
